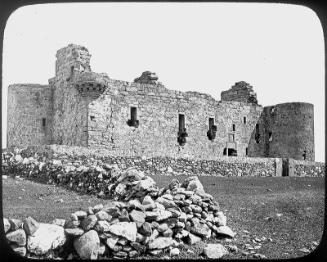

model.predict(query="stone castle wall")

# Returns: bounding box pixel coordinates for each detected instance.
[6,44,317,162]
[87,79,263,158]
[262,103,314,161]
[7,84,53,147]
[50,44,94,147]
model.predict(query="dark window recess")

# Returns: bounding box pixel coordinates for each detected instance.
[255,124,260,143]
[246,147,248,156]
[243,117,246,124]
[232,124,236,131]
[223,148,237,156]
[90,115,95,121]
[127,107,139,127]
[302,150,307,160]
[177,114,188,146]
[268,131,272,142]
[207,117,217,140]
[42,118,46,127]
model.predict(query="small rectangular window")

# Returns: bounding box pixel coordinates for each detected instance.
[90,115,95,121]
[127,107,139,127]
[246,147,248,155]
[268,131,272,142]
[243,117,246,124]
[42,118,46,127]
[209,117,214,129]
[255,124,260,143]
[179,114,185,132]
[131,107,137,121]
[232,124,235,131]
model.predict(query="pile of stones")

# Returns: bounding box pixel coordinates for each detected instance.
[3,148,235,258]
[4,165,235,259]
[133,71,159,85]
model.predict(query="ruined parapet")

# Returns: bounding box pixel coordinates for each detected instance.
[221,81,258,105]
[55,44,92,81]
[74,72,108,99]
[134,71,159,85]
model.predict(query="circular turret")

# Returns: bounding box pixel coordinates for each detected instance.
[264,102,314,161]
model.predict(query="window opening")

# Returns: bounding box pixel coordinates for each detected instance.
[224,148,237,156]
[207,117,217,140]
[127,107,139,127]
[243,117,246,124]
[255,124,260,143]
[232,124,236,131]
[177,114,188,146]
[303,150,307,160]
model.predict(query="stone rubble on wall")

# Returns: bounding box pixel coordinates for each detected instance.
[134,71,159,85]
[3,151,235,259]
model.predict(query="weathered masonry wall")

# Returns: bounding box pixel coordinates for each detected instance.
[50,45,93,146]
[7,84,53,147]
[247,103,314,161]
[7,44,317,163]
[264,103,314,161]
[12,145,325,177]
[87,79,263,159]
[50,77,89,146]
[288,159,325,177]
[15,145,284,177]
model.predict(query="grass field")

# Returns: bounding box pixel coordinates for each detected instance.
[2,175,325,259]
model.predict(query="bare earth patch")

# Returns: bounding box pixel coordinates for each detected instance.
[2,175,325,259]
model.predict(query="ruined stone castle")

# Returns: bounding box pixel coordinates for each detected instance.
[7,44,315,161]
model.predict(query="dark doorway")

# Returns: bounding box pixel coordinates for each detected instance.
[282,158,289,177]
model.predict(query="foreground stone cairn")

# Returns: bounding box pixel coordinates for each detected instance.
[3,149,235,259]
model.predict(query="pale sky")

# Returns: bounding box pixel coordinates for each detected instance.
[2,3,325,162]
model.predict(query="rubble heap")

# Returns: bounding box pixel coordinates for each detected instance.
[3,149,235,259]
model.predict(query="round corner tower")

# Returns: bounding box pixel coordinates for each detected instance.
[263,102,314,161]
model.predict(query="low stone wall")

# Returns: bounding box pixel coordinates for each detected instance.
[289,159,325,177]
[13,145,282,177]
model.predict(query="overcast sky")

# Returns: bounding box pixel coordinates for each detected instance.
[2,3,325,162]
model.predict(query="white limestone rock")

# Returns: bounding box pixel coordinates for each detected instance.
[148,237,174,250]
[215,225,236,238]
[27,223,66,255]
[203,243,229,258]
[108,222,137,242]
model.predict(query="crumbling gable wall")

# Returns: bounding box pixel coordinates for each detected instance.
[7,84,53,147]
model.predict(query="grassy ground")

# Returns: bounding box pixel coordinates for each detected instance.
[2,175,325,259]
